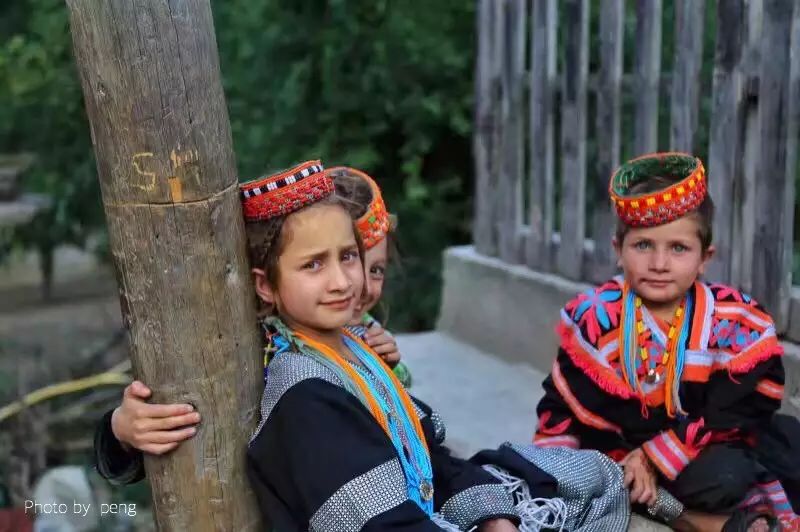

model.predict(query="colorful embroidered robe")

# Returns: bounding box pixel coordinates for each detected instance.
[535,278,800,526]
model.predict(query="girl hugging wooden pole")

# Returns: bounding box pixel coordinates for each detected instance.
[64,1,262,530]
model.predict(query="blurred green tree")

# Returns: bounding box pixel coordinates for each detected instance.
[0,0,477,329]
[0,0,100,297]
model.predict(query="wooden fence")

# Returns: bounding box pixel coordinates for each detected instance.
[473,0,800,335]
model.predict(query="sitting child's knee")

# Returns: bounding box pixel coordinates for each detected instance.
[671,445,758,511]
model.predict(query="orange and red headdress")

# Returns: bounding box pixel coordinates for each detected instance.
[609,152,707,227]
[326,166,392,250]
[240,160,333,222]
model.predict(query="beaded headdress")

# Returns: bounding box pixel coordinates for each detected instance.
[327,166,392,249]
[609,152,707,227]
[240,160,333,222]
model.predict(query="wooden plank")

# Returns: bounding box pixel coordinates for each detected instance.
[488,0,506,258]
[472,0,497,256]
[65,1,263,529]
[786,2,800,284]
[706,0,745,284]
[752,0,796,331]
[498,0,526,264]
[557,0,589,280]
[732,0,764,291]
[670,0,705,152]
[633,0,662,156]
[526,0,557,270]
[590,0,624,284]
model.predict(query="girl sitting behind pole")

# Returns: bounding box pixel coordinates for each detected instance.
[328,165,412,387]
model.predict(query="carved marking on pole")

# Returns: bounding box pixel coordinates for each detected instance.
[171,148,201,189]
[131,152,157,191]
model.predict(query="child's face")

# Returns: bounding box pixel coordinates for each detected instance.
[353,237,388,320]
[258,204,364,334]
[614,216,714,306]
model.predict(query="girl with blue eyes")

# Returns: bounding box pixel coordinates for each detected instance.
[533,153,799,531]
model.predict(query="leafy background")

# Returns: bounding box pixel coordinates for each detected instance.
[0,0,476,330]
[2,0,799,329]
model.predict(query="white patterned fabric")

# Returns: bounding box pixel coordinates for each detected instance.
[500,444,630,532]
[309,459,408,532]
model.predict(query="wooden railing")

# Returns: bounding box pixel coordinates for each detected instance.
[473,0,800,333]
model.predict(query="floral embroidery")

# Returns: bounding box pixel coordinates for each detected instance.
[566,283,623,343]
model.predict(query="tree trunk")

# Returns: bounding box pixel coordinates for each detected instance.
[64,1,263,529]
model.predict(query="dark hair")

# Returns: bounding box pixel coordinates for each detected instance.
[615,175,715,251]
[332,171,374,219]
[245,194,364,315]
[331,169,400,264]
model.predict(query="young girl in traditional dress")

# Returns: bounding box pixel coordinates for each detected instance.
[96,161,521,531]
[94,165,411,477]
[534,152,800,531]
[230,161,520,530]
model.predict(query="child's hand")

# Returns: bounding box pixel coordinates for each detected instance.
[621,448,658,506]
[111,380,200,456]
[364,325,401,368]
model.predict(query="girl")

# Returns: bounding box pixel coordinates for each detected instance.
[534,153,800,531]
[94,165,411,478]
[237,161,520,530]
[328,165,412,386]
[96,161,520,531]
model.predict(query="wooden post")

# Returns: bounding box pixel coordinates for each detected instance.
[706,0,745,284]
[526,0,557,271]
[557,0,589,280]
[633,0,662,156]
[474,0,498,257]
[752,0,796,331]
[65,2,263,530]
[498,0,526,264]
[591,0,624,284]
[670,0,705,152]
[733,0,764,292]
[489,0,507,258]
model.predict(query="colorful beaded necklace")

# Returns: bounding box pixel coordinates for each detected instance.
[620,283,693,417]
[292,329,434,514]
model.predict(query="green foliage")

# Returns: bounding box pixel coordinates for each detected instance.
[1,0,476,330]
[213,0,477,330]
[0,0,102,285]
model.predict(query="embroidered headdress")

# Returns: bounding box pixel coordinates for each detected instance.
[326,166,392,249]
[609,152,706,227]
[240,160,333,222]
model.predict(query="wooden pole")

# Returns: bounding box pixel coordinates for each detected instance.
[473,0,497,257]
[670,0,705,152]
[64,1,263,530]
[498,0,526,264]
[752,0,796,331]
[591,0,624,284]
[706,0,746,284]
[633,0,662,157]
[526,0,557,271]
[557,0,589,281]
